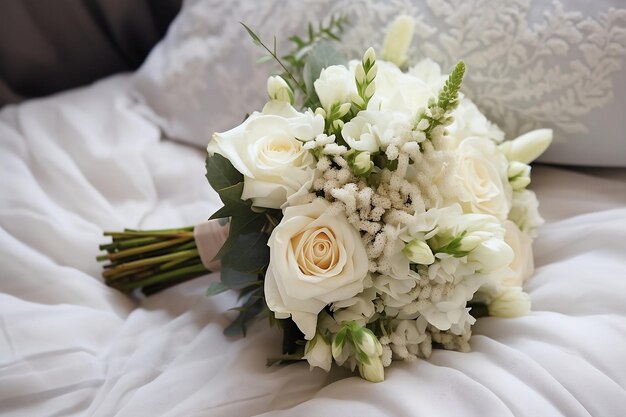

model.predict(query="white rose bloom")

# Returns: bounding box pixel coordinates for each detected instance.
[265,199,369,340]
[208,101,323,209]
[454,137,512,221]
[509,189,544,236]
[314,64,358,111]
[303,333,332,372]
[501,220,534,288]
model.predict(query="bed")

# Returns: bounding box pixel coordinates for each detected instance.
[1,70,625,416]
[2,1,626,415]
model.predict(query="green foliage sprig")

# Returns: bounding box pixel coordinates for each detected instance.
[416,60,466,141]
[242,15,348,108]
[205,153,281,336]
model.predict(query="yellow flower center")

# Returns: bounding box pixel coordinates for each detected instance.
[291,227,340,276]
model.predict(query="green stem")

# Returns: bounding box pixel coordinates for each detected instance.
[114,263,208,293]
[103,237,192,261]
[106,249,199,271]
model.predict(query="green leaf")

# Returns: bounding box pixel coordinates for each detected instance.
[211,212,266,262]
[281,318,305,354]
[206,281,229,297]
[221,267,258,290]
[209,183,251,220]
[302,41,347,102]
[266,352,304,367]
[205,154,243,193]
[240,22,262,45]
[224,296,264,337]
[222,232,270,273]
[437,60,465,112]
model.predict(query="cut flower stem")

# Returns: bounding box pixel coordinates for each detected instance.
[97,227,210,295]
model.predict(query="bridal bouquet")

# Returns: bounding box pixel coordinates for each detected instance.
[99,16,552,382]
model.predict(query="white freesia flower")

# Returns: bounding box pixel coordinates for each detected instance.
[265,199,369,340]
[501,220,535,288]
[488,286,531,318]
[447,99,505,146]
[332,287,377,327]
[208,101,323,209]
[369,60,435,115]
[303,332,332,372]
[359,357,385,382]
[509,189,544,236]
[500,129,553,164]
[341,110,409,152]
[314,64,357,111]
[409,58,447,90]
[267,75,294,104]
[402,238,435,265]
[508,161,531,190]
[381,15,415,68]
[455,137,512,221]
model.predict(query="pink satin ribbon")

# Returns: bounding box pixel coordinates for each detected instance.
[193,220,229,271]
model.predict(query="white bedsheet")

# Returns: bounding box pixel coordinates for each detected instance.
[1,75,625,417]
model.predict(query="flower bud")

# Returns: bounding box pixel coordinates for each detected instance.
[355,328,383,357]
[500,129,553,164]
[458,234,485,252]
[267,75,294,104]
[355,63,367,85]
[352,151,374,176]
[332,330,350,365]
[402,238,435,265]
[359,356,385,382]
[363,47,376,66]
[381,15,415,67]
[338,102,352,118]
[508,161,531,190]
[303,332,332,372]
[488,286,531,318]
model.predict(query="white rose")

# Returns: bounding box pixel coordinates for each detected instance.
[454,137,512,221]
[314,65,357,111]
[501,220,534,287]
[208,102,323,209]
[303,333,332,372]
[265,199,369,340]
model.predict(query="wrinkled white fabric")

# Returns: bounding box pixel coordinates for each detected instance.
[1,75,626,417]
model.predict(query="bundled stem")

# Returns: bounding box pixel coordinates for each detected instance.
[98,226,209,295]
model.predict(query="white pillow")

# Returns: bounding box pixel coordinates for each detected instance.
[132,0,626,166]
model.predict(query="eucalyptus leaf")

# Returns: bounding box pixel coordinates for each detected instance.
[221,266,258,290]
[222,232,269,272]
[205,154,243,193]
[212,212,266,262]
[223,296,264,337]
[206,281,229,297]
[302,41,347,103]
